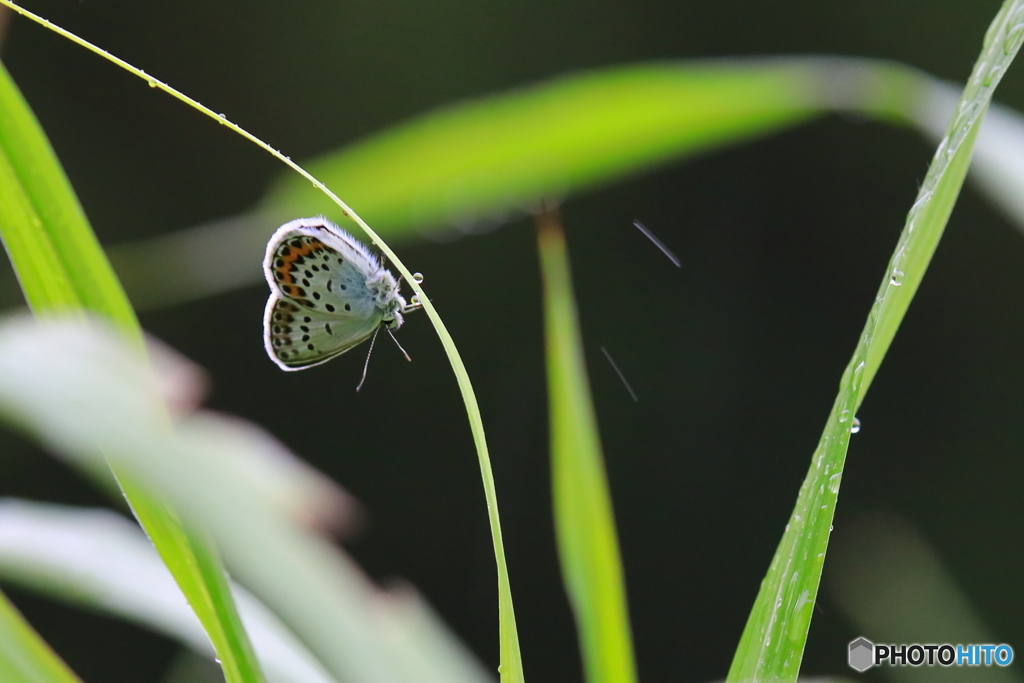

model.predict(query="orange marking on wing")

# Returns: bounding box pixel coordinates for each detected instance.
[274,238,327,285]
[272,237,326,308]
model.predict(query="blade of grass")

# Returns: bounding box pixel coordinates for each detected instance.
[726,2,1024,680]
[537,206,636,683]
[0,57,266,683]
[0,4,523,680]
[263,60,826,239]
[0,57,137,335]
[0,135,80,313]
[0,588,83,683]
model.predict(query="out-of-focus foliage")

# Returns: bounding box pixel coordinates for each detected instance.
[0,315,493,683]
[538,210,636,683]
[0,53,269,683]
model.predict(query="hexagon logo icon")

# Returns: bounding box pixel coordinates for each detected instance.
[848,637,875,672]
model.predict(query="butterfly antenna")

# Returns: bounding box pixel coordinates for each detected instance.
[355,327,381,392]
[387,328,412,362]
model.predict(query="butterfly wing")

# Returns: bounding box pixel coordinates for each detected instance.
[264,295,380,370]
[263,219,385,371]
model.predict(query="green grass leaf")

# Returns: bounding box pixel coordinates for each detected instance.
[726,3,1024,680]
[0,60,138,335]
[263,60,824,241]
[537,209,636,683]
[0,589,83,683]
[0,58,267,683]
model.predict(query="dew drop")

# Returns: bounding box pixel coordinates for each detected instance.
[413,272,424,283]
[828,472,842,494]
[147,78,157,88]
[839,409,851,423]
[1004,22,1024,55]
[850,417,861,434]
[851,361,866,390]
[890,269,905,286]
[984,65,1003,87]
[911,191,933,213]
[973,60,989,85]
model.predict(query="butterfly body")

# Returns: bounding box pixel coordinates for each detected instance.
[263,217,412,371]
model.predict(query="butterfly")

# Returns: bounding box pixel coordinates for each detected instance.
[263,217,419,373]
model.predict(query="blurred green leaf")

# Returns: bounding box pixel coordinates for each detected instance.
[263,60,825,240]
[0,589,83,683]
[537,209,636,683]
[726,2,1024,680]
[0,315,492,683]
[111,56,933,309]
[0,498,340,683]
[0,58,266,683]
[829,514,1023,683]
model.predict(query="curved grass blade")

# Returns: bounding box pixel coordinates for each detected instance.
[0,57,266,683]
[537,207,636,683]
[0,588,83,683]
[726,2,1024,680]
[0,5,522,680]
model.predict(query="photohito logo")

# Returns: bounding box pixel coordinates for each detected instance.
[848,637,1014,672]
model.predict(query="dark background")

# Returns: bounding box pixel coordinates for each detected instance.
[1,1,1021,681]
